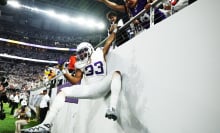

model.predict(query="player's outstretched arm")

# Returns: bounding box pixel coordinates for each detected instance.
[102,31,116,59]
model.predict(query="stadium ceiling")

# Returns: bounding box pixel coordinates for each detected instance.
[0,0,124,34]
[37,0,109,16]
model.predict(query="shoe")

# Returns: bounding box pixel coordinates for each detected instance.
[105,107,117,121]
[21,123,52,133]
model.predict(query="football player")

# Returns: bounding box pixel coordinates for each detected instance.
[22,29,121,132]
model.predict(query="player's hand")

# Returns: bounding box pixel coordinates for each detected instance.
[57,59,66,70]
[58,59,66,66]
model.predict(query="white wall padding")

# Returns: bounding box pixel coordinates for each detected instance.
[51,0,220,133]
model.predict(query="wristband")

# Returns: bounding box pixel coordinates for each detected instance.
[62,69,68,74]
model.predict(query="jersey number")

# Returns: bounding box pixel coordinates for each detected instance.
[85,61,104,76]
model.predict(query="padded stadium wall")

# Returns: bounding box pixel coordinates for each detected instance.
[51,0,220,133]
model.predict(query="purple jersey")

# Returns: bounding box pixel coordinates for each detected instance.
[129,0,148,17]
[129,0,166,28]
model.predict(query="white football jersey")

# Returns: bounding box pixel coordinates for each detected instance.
[75,48,107,84]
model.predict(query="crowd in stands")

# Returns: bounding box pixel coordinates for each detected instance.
[0,21,105,48]
[0,42,73,61]
[98,0,197,47]
[0,57,49,90]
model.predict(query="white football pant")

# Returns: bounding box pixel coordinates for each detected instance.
[43,71,121,124]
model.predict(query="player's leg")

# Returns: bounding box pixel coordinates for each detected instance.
[62,74,114,99]
[21,83,86,132]
[21,88,69,132]
[105,71,122,121]
[42,91,66,124]
[62,71,122,121]
[22,71,122,132]
[31,80,107,132]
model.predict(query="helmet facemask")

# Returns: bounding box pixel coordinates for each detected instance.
[76,42,94,66]
[77,47,90,61]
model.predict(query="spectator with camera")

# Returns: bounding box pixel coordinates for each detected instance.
[14,100,31,133]
[0,90,6,120]
[0,77,8,120]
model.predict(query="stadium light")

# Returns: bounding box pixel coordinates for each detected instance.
[7,0,21,8]
[45,10,56,17]
[76,17,86,25]
[58,14,70,22]
[31,7,41,12]
[6,0,106,30]
[87,19,96,28]
[96,22,105,30]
